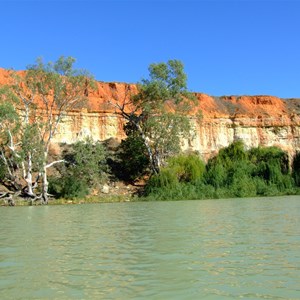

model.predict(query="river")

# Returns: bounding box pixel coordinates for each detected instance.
[0,196,299,299]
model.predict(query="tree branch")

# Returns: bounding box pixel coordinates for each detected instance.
[45,159,65,169]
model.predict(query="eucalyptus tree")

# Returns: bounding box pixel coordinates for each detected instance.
[0,56,94,203]
[110,60,199,174]
[0,89,22,193]
[0,85,48,202]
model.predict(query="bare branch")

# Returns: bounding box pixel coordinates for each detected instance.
[45,159,65,169]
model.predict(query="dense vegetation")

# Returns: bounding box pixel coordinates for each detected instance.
[1,56,300,205]
[110,59,199,174]
[143,141,300,200]
[40,139,300,201]
[0,56,94,204]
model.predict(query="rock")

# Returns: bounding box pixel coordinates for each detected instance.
[101,184,110,194]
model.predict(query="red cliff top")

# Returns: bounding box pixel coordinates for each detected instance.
[0,68,299,118]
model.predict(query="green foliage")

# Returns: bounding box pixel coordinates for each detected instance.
[248,146,290,191]
[167,153,205,183]
[119,59,199,174]
[20,124,44,172]
[49,176,89,199]
[65,137,107,186]
[147,168,179,190]
[133,60,193,113]
[145,153,205,197]
[49,138,108,199]
[0,99,22,189]
[0,160,6,181]
[143,113,191,161]
[215,140,248,168]
[249,146,289,173]
[204,160,227,188]
[0,56,95,201]
[25,56,94,117]
[0,100,20,143]
[144,142,298,201]
[114,132,150,182]
[230,174,257,198]
[292,151,300,186]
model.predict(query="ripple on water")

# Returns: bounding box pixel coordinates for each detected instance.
[0,196,299,299]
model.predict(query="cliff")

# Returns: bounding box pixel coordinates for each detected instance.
[1,68,300,160]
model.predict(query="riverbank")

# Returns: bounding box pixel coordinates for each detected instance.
[1,188,300,207]
[0,181,140,206]
[0,194,136,206]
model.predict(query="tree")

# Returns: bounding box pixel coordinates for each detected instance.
[109,60,198,174]
[65,137,107,186]
[0,93,22,193]
[0,56,94,203]
[292,151,300,186]
[49,137,108,199]
[112,123,150,182]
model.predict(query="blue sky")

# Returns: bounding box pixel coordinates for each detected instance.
[1,0,299,98]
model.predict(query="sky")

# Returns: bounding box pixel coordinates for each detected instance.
[0,0,299,98]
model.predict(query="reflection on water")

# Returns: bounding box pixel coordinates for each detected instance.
[0,196,299,299]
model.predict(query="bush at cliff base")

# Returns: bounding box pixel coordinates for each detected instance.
[143,142,299,201]
[292,151,300,186]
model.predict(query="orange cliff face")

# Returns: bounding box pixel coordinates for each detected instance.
[1,68,300,160]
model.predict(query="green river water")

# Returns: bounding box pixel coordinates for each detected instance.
[0,196,299,299]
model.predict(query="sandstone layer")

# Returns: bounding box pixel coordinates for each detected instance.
[1,68,300,161]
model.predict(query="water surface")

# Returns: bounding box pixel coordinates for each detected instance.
[0,196,299,299]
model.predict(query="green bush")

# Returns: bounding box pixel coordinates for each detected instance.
[49,137,109,199]
[204,161,227,188]
[230,176,257,198]
[253,177,269,195]
[60,177,89,199]
[114,134,150,182]
[216,140,248,168]
[249,146,289,176]
[168,153,205,183]
[145,168,179,195]
[292,151,300,186]
[214,187,233,199]
[194,181,216,199]
[142,142,298,201]
[145,153,205,199]
[0,160,6,181]
[48,176,89,199]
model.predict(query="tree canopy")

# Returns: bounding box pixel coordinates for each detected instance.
[0,56,94,203]
[110,59,199,174]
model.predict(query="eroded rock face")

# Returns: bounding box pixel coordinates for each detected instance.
[1,68,300,160]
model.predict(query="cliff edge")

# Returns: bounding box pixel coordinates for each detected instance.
[1,68,300,160]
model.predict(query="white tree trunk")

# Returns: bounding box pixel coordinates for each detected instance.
[135,124,159,174]
[41,152,49,204]
[25,152,34,196]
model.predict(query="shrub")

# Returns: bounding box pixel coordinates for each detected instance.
[48,176,90,199]
[143,142,297,201]
[60,177,89,199]
[145,168,179,194]
[204,161,227,188]
[49,137,109,199]
[249,146,290,177]
[0,160,6,181]
[63,137,108,186]
[113,134,150,182]
[217,140,248,168]
[230,176,257,198]
[292,151,300,186]
[167,153,205,183]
